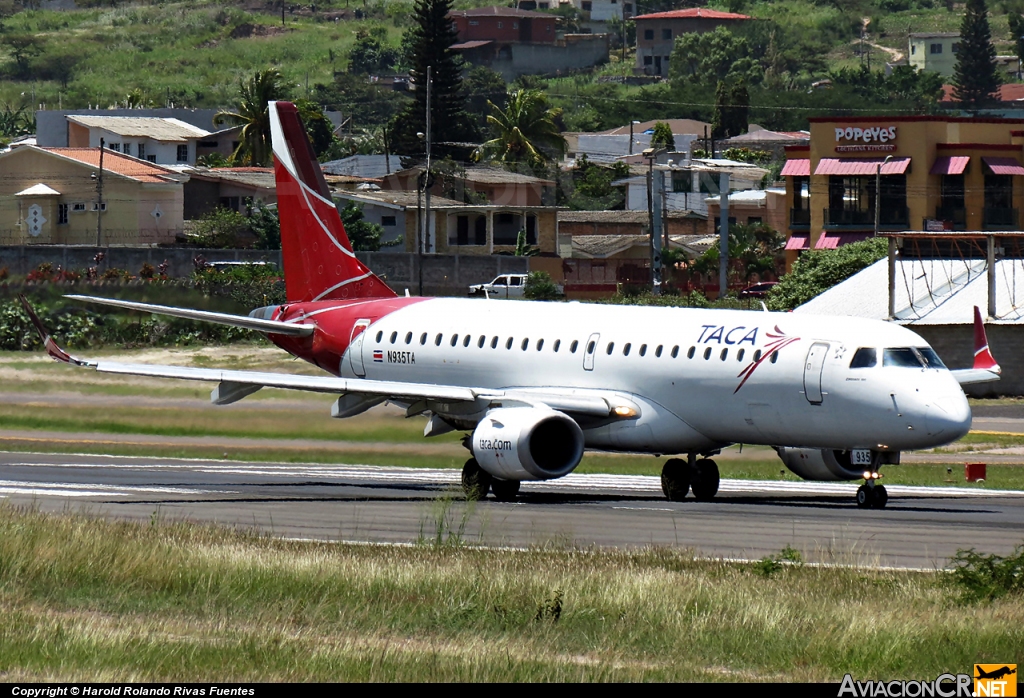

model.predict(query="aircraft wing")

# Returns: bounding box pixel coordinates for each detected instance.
[950,307,1001,386]
[20,297,625,419]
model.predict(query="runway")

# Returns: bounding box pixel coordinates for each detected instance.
[2,451,1022,570]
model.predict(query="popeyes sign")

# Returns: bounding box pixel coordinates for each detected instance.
[834,125,898,152]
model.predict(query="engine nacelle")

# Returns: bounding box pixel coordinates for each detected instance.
[472,407,585,481]
[775,447,866,481]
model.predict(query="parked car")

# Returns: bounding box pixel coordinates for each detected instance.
[737,281,778,299]
[469,274,529,298]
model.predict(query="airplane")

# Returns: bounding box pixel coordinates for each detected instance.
[975,667,1016,681]
[19,101,1003,509]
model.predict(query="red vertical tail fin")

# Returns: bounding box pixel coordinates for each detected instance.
[270,101,396,302]
[973,306,1000,372]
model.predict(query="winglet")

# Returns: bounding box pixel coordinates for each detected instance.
[18,295,95,367]
[973,306,1001,373]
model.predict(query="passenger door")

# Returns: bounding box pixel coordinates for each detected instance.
[348,319,372,377]
[583,332,600,371]
[803,342,830,404]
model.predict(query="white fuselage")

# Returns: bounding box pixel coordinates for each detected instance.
[340,299,971,455]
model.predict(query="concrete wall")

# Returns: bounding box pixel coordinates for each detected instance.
[913,324,1024,397]
[0,247,530,298]
[472,36,609,80]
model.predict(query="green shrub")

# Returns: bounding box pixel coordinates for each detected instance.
[524,271,561,300]
[949,545,1024,602]
[767,238,887,310]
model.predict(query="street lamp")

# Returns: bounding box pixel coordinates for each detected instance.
[874,154,894,238]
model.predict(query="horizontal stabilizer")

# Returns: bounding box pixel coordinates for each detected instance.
[65,295,314,336]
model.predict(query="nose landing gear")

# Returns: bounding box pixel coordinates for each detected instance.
[856,472,888,509]
[661,454,720,502]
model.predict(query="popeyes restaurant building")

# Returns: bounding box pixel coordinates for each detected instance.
[781,116,1024,269]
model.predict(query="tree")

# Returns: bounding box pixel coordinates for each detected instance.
[712,79,749,139]
[214,69,288,166]
[474,89,566,167]
[391,0,477,159]
[347,26,400,75]
[651,121,675,151]
[1009,13,1024,77]
[294,99,335,158]
[767,238,888,310]
[952,0,1001,109]
[1,34,43,78]
[339,201,401,251]
[248,200,281,250]
[669,27,761,87]
[312,73,409,131]
[563,155,630,210]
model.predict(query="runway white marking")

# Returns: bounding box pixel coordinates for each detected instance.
[0,479,227,498]
[3,459,1020,498]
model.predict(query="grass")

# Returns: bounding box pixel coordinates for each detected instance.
[0,503,1020,681]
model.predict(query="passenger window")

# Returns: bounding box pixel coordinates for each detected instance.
[506,337,514,349]
[451,334,459,347]
[521,338,529,351]
[639,344,647,357]
[478,335,485,348]
[405,332,413,344]
[537,339,544,351]
[720,348,728,361]
[671,345,679,358]
[390,331,397,344]
[883,348,924,368]
[376,331,383,343]
[623,343,631,356]
[586,340,595,354]
[606,342,615,355]
[491,336,498,349]
[703,347,712,360]
[753,349,762,362]
[435,333,443,346]
[463,335,471,347]
[850,347,877,369]
[420,332,428,345]
[655,345,663,357]
[686,346,694,359]
[771,351,778,363]
[570,340,579,353]
[553,339,561,352]
[737,348,745,362]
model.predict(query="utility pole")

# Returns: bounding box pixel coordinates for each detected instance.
[718,172,730,300]
[96,137,105,248]
[874,154,894,239]
[423,65,432,255]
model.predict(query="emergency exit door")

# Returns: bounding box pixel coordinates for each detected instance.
[803,342,829,404]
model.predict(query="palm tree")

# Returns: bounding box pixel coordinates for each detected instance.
[474,89,566,167]
[214,69,288,166]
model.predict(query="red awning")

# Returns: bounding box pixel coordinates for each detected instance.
[784,233,810,250]
[814,232,873,250]
[983,157,1024,176]
[780,159,810,177]
[930,156,970,175]
[814,157,911,176]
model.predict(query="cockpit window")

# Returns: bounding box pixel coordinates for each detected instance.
[916,347,946,369]
[850,347,877,368]
[883,348,924,368]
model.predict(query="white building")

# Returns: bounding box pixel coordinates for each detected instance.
[612,158,768,217]
[64,116,213,166]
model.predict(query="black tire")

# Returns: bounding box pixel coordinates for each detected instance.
[661,458,690,501]
[691,458,720,501]
[491,478,521,502]
[856,484,871,508]
[461,458,492,501]
[872,485,888,509]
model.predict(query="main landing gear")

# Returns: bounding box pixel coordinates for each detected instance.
[661,454,720,502]
[856,472,888,509]
[461,458,521,502]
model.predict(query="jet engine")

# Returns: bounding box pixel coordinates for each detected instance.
[472,407,585,481]
[775,447,868,481]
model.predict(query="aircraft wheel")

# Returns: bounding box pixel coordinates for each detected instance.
[491,478,521,502]
[856,485,871,508]
[461,458,492,501]
[691,458,720,502]
[661,458,690,501]
[872,485,888,509]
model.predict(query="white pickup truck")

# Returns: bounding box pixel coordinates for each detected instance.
[468,274,529,298]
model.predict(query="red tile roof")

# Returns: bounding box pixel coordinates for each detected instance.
[41,147,182,183]
[633,8,751,20]
[941,83,1024,102]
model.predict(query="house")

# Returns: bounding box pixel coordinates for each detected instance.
[613,158,768,217]
[718,128,810,161]
[566,0,636,28]
[634,8,751,78]
[910,33,1020,78]
[380,165,556,207]
[557,209,705,240]
[450,6,609,79]
[704,188,788,236]
[65,116,213,166]
[570,118,710,163]
[321,154,397,179]
[333,189,560,255]
[183,167,276,220]
[0,145,187,246]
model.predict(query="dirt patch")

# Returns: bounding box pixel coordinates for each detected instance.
[229,23,291,39]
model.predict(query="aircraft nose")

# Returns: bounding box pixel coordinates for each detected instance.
[925,395,972,440]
